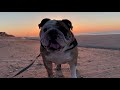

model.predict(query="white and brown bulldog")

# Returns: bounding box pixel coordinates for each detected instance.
[38,18,78,78]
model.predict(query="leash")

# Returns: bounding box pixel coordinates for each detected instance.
[11,53,41,78]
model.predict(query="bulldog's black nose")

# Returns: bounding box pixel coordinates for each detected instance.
[48,29,58,40]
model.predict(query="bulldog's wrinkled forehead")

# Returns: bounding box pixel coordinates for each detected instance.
[42,20,58,28]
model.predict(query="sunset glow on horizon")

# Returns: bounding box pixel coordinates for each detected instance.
[1,12,120,37]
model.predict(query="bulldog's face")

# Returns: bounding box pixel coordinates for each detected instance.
[38,18,74,52]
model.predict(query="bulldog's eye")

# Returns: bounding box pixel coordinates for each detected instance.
[44,28,47,32]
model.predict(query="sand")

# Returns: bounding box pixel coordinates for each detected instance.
[0,35,120,78]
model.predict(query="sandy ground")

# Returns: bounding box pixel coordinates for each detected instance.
[0,36,120,78]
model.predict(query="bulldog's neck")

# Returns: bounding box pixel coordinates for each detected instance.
[64,38,78,52]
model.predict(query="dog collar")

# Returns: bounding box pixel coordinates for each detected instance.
[64,38,78,52]
[41,43,46,49]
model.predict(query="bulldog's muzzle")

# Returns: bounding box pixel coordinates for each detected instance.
[41,29,67,51]
[47,30,62,50]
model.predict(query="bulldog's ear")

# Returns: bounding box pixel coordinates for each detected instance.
[38,18,51,29]
[62,19,73,30]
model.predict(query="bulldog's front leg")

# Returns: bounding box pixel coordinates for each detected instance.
[69,62,77,78]
[43,60,54,78]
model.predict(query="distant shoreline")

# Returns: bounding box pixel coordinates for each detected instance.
[78,45,120,50]
[77,32,120,36]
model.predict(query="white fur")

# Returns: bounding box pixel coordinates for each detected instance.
[42,20,57,29]
[45,51,72,64]
[69,64,77,78]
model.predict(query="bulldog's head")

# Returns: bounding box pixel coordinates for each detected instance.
[38,18,75,52]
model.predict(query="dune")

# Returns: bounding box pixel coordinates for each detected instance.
[0,35,120,78]
[0,32,15,37]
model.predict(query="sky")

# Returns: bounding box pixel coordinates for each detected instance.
[0,12,120,37]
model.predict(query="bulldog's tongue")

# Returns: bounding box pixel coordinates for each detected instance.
[49,43,60,49]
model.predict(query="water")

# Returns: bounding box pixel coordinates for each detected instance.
[78,30,120,35]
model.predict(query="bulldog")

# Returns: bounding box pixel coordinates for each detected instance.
[38,18,78,78]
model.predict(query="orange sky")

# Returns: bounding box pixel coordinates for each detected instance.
[1,12,120,37]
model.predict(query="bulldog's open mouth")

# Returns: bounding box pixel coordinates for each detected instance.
[46,42,63,51]
[47,42,62,50]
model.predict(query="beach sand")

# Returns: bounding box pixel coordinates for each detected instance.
[0,35,120,78]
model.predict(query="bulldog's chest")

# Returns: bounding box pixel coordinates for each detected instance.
[45,51,72,64]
